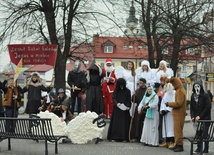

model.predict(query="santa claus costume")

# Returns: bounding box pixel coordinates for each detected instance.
[102,58,117,118]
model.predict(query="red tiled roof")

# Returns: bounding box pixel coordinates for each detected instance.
[93,35,148,59]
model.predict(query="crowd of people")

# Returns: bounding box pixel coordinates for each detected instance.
[0,58,212,153]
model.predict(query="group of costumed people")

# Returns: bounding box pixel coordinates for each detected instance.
[0,57,212,153]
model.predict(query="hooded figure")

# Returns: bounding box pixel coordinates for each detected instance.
[107,78,131,142]
[165,77,186,152]
[190,80,211,153]
[86,60,104,115]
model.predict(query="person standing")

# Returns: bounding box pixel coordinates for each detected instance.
[102,58,117,118]
[190,80,211,153]
[135,60,156,88]
[2,77,21,132]
[165,77,186,152]
[138,86,159,146]
[154,60,174,84]
[67,59,87,115]
[107,78,131,142]
[86,61,104,115]
[122,61,135,96]
[20,72,53,115]
[156,76,168,144]
[159,82,175,149]
[130,78,147,142]
[0,79,8,117]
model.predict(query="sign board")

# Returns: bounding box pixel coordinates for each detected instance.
[206,73,214,82]
[8,44,58,66]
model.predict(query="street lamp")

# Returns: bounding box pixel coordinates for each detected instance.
[195,49,201,80]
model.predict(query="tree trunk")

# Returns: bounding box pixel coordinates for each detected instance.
[171,36,181,77]
[54,49,67,91]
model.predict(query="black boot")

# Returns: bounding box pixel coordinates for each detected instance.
[203,142,209,153]
[173,145,184,152]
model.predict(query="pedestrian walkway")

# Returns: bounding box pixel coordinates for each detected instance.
[0,108,213,155]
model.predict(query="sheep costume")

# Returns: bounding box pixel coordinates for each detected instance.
[37,111,105,144]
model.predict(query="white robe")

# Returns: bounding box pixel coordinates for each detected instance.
[136,70,156,87]
[160,91,175,138]
[122,69,135,96]
[153,69,173,83]
[139,95,159,146]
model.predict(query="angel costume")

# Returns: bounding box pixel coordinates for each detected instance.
[154,60,173,84]
[115,66,135,96]
[135,60,156,87]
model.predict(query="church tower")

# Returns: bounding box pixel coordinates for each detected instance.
[124,1,138,37]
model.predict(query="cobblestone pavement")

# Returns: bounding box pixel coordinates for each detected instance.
[0,107,214,155]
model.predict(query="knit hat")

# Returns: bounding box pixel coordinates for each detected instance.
[58,88,65,94]
[62,99,70,107]
[105,58,112,64]
[31,72,40,78]
[141,60,150,67]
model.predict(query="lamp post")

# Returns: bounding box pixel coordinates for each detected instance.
[195,49,200,80]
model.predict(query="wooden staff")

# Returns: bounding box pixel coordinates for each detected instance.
[128,75,136,142]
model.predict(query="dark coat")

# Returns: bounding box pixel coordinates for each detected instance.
[86,62,104,114]
[130,86,147,141]
[20,82,51,114]
[190,80,211,120]
[67,70,87,89]
[107,78,131,142]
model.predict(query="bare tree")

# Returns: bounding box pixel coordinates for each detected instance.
[0,0,121,90]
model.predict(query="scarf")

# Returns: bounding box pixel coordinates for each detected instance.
[141,87,156,119]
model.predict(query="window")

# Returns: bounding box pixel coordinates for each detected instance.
[138,46,143,49]
[128,45,133,48]
[104,46,113,53]
[182,64,187,72]
[186,48,195,55]
[122,45,127,49]
[100,63,104,68]
[121,62,127,68]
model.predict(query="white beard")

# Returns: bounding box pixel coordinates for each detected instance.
[105,66,114,73]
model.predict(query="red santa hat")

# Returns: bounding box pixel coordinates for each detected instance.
[105,58,112,64]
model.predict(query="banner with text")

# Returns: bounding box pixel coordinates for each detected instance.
[8,44,58,66]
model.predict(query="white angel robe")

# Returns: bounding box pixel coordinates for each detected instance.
[160,91,175,138]
[135,69,156,87]
[153,68,173,83]
[138,95,159,146]
[122,69,135,96]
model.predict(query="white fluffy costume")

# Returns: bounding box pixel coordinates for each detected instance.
[37,111,105,144]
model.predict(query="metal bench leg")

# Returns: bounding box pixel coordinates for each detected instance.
[190,142,193,155]
[8,138,11,150]
[55,141,58,154]
[45,139,48,155]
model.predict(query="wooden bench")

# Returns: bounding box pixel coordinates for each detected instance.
[184,120,214,155]
[0,115,67,155]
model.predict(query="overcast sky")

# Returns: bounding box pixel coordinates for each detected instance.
[0,1,131,72]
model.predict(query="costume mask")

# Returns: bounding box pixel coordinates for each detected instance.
[74,60,80,71]
[194,84,201,95]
